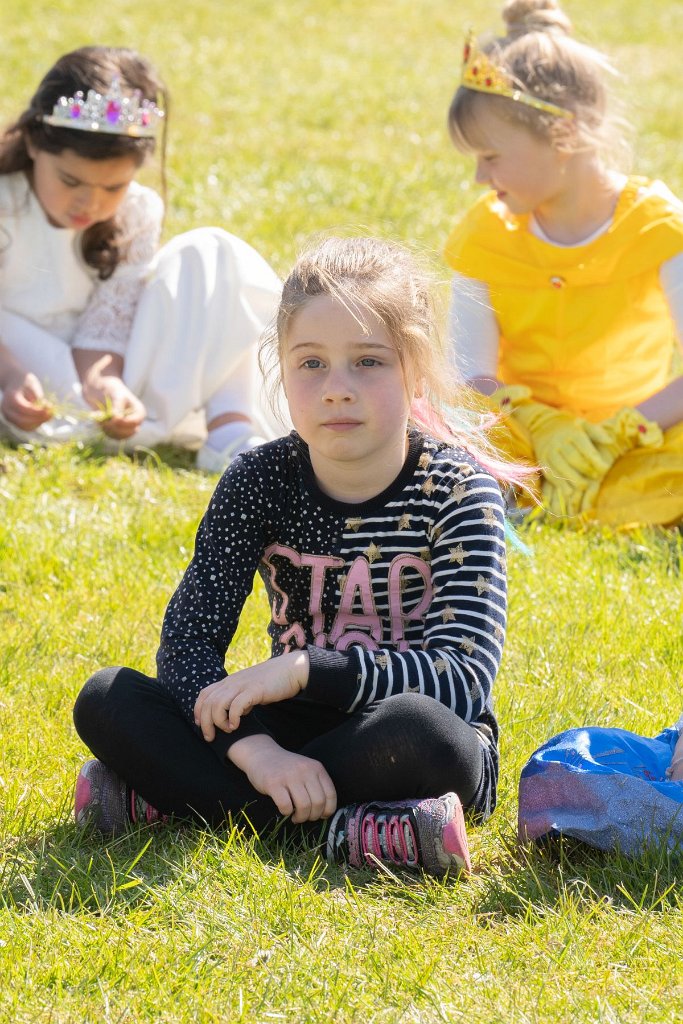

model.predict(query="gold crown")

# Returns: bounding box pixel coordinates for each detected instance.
[461,31,574,120]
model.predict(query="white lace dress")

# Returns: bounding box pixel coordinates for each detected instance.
[0,173,283,446]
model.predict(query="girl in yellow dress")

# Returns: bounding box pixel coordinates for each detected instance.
[444,0,683,526]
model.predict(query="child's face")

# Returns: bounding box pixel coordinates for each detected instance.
[27,144,139,230]
[466,103,571,216]
[282,294,414,485]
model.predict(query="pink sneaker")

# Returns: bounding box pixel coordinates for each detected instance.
[74,759,165,835]
[326,792,471,878]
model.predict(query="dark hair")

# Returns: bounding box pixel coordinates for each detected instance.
[0,46,167,278]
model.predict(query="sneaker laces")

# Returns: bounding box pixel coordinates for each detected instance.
[129,789,164,825]
[360,810,419,868]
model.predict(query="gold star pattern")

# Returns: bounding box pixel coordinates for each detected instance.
[474,574,491,596]
[399,575,408,594]
[482,507,498,527]
[431,526,443,542]
[418,452,431,470]
[345,517,363,532]
[434,658,448,674]
[459,636,476,656]
[441,605,456,623]
[422,476,436,496]
[364,542,381,563]
[459,463,475,477]
[418,547,431,563]
[451,483,467,503]
[494,624,505,641]
[449,543,466,565]
[338,573,348,590]
[398,513,411,531]
[375,653,388,670]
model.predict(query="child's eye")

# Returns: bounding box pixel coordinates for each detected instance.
[59,177,80,188]
[105,184,127,194]
[358,357,381,367]
[301,358,324,369]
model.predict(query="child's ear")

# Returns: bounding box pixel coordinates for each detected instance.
[552,119,578,156]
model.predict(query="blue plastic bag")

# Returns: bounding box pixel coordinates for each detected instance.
[518,725,683,855]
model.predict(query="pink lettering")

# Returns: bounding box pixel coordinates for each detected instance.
[328,557,381,645]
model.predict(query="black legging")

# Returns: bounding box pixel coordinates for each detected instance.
[73,667,493,834]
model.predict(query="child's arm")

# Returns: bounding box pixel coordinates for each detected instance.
[71,185,163,437]
[157,452,272,740]
[448,273,501,394]
[227,733,337,823]
[0,343,52,429]
[636,375,683,432]
[306,462,506,724]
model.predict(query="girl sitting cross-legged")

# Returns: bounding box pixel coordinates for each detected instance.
[73,236,528,878]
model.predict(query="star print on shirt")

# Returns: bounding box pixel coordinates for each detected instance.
[398,513,411,531]
[418,452,432,470]
[422,476,436,496]
[451,483,468,503]
[346,517,363,532]
[442,605,456,623]
[434,657,448,674]
[474,574,491,596]
[494,623,505,641]
[449,543,466,565]
[482,507,498,527]
[364,542,381,563]
[375,653,388,669]
[459,636,477,656]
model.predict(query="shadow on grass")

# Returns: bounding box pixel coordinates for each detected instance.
[473,826,683,921]
[0,811,353,917]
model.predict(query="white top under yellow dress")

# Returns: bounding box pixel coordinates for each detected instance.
[0,172,284,455]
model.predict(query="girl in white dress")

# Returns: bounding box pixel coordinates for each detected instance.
[0,46,283,468]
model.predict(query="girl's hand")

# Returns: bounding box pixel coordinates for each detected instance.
[1,371,53,430]
[83,375,146,439]
[194,651,310,741]
[229,734,337,823]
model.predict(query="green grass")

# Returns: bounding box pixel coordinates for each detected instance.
[1,2,683,1021]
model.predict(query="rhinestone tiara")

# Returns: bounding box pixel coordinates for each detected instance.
[41,77,164,138]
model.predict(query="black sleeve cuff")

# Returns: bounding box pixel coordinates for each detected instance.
[303,646,360,710]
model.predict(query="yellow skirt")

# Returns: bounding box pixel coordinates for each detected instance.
[492,416,683,528]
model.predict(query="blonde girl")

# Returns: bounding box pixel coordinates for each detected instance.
[72,237,526,878]
[445,0,683,525]
[0,46,281,467]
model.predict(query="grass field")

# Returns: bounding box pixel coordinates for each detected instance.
[1,1,683,1021]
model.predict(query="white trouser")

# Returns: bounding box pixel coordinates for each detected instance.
[0,228,287,448]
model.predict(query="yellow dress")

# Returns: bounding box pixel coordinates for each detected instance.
[444,177,683,526]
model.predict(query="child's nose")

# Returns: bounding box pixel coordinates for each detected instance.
[76,186,99,214]
[323,368,354,401]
